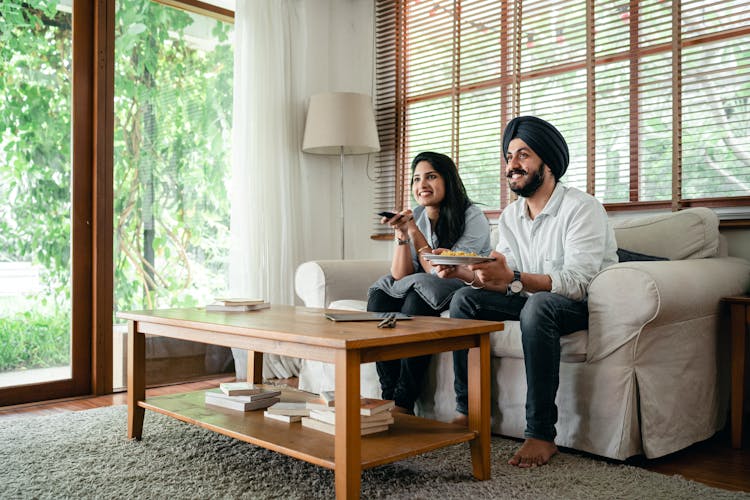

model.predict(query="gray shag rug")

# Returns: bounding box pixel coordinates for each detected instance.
[1,405,747,499]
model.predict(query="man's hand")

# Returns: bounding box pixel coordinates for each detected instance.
[468,251,514,291]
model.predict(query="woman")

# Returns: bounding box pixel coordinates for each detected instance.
[368,151,491,414]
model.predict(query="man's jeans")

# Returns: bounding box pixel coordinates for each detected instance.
[450,287,588,442]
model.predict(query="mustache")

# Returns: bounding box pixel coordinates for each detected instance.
[506,169,527,178]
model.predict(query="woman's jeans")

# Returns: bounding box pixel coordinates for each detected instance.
[450,287,588,442]
[367,288,441,413]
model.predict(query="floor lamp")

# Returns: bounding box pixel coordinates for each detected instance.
[302,92,380,259]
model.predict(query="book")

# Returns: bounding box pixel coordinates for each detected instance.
[265,402,310,416]
[205,302,270,312]
[263,411,302,423]
[305,397,395,416]
[319,390,336,405]
[213,298,266,306]
[308,409,394,427]
[300,417,389,436]
[205,388,281,402]
[306,400,336,412]
[205,394,280,412]
[219,382,263,396]
[359,397,395,416]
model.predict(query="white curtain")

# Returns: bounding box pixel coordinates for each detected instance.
[229,0,305,379]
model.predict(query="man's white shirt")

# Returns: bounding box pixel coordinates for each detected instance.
[496,183,618,301]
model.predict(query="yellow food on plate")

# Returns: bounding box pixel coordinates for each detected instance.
[440,250,479,257]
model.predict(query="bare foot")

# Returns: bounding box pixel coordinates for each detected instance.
[390,405,414,415]
[508,438,558,468]
[451,413,468,426]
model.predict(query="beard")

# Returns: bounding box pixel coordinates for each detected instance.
[508,163,545,198]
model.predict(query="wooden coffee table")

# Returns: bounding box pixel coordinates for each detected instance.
[118,305,503,499]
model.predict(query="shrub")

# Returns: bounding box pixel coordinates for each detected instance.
[0,312,70,371]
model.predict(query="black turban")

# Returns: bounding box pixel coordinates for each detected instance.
[502,116,569,180]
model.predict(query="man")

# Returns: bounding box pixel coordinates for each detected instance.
[435,116,618,467]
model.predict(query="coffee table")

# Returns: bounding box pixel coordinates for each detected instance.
[118,305,503,499]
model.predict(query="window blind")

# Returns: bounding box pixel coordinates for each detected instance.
[373,0,750,237]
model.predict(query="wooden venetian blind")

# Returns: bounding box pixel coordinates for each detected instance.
[373,0,750,237]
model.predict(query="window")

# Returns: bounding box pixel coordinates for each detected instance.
[373,0,750,235]
[112,0,235,389]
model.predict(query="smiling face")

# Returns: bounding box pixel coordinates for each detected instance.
[411,160,446,208]
[505,138,547,198]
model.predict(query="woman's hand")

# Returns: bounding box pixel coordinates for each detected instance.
[380,209,415,241]
[434,262,474,282]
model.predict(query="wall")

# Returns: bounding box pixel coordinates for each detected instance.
[299,0,388,263]
[724,229,750,263]
[299,0,750,270]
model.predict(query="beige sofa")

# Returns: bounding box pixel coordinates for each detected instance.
[294,208,750,460]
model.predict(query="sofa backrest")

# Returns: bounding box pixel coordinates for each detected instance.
[611,207,719,260]
[489,207,720,261]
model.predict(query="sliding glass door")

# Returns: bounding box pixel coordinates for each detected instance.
[0,0,92,404]
[111,0,235,389]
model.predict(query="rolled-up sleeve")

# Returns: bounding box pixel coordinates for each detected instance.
[549,202,612,301]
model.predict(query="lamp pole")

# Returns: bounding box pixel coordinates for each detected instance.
[339,145,345,259]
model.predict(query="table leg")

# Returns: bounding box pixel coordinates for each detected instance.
[127,320,145,440]
[247,351,264,384]
[467,333,491,480]
[730,303,747,449]
[334,349,362,499]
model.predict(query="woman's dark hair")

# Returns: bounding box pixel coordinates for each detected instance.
[411,151,472,249]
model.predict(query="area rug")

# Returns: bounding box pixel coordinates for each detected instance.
[1,406,747,499]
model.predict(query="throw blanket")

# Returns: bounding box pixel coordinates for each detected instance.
[369,272,465,311]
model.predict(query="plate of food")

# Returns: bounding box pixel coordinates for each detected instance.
[421,251,496,265]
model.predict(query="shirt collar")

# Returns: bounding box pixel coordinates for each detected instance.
[518,182,566,220]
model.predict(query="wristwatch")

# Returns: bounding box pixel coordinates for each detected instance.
[395,236,410,245]
[508,270,523,295]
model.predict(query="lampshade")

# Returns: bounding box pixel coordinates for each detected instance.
[302,92,380,155]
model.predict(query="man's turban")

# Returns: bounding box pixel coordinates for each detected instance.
[502,116,569,180]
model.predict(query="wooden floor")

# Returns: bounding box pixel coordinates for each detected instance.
[1,376,748,493]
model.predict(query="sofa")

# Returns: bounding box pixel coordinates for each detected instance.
[293,207,750,460]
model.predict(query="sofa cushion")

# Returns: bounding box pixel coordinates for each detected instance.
[611,207,719,260]
[329,300,588,363]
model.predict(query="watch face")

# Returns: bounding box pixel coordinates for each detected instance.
[510,280,523,293]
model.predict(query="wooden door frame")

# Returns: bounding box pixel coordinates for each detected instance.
[0,0,114,406]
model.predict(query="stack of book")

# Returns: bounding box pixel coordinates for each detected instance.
[205,298,270,312]
[263,402,310,423]
[301,395,395,436]
[204,382,281,411]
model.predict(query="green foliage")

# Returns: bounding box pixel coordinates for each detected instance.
[0,0,72,305]
[0,0,234,323]
[0,311,70,370]
[113,1,234,312]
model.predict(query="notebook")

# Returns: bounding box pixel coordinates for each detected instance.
[324,312,413,322]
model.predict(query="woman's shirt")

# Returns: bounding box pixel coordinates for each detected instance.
[410,204,492,273]
[367,203,491,311]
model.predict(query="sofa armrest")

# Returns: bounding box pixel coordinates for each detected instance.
[586,257,750,362]
[294,260,391,308]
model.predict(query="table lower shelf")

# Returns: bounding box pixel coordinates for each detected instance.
[140,390,477,470]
